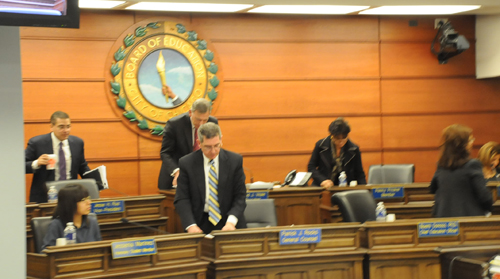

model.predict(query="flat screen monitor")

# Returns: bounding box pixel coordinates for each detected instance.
[0,0,79,28]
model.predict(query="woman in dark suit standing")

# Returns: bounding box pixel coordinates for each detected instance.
[307,117,366,188]
[430,124,492,218]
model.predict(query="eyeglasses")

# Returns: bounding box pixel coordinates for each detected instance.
[201,143,222,151]
[80,196,91,202]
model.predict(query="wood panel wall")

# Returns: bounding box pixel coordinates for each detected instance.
[21,11,500,202]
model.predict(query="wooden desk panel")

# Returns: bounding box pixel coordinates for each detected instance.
[160,187,323,233]
[322,182,500,223]
[26,195,169,252]
[364,216,500,279]
[203,224,366,279]
[27,234,208,279]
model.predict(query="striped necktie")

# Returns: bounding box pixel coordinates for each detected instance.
[208,160,221,225]
[59,142,67,180]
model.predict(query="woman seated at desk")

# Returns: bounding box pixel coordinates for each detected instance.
[307,117,366,188]
[42,184,102,251]
[478,141,500,182]
[430,124,492,218]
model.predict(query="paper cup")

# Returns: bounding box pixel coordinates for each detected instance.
[47,154,56,170]
[386,214,396,222]
[349,180,358,187]
[56,238,67,246]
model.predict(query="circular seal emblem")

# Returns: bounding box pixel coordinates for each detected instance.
[106,20,220,139]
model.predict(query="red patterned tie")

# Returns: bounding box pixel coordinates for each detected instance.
[193,127,200,151]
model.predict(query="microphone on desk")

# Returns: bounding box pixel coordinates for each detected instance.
[120,218,169,235]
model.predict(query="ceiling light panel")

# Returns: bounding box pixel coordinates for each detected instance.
[126,2,253,12]
[359,5,481,15]
[79,0,125,9]
[248,5,369,14]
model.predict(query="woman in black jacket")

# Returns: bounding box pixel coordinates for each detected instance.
[307,117,366,188]
[430,124,492,218]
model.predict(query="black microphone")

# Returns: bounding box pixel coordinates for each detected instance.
[120,218,169,234]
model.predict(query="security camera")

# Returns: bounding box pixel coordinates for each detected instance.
[431,21,470,64]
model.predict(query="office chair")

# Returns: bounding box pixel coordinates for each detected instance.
[368,164,415,184]
[46,178,100,199]
[244,199,278,228]
[31,216,53,253]
[331,190,376,223]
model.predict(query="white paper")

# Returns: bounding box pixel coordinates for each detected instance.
[83,165,108,189]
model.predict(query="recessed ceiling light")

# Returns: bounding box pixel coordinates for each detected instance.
[126,2,253,12]
[359,5,481,15]
[248,5,369,15]
[79,0,125,9]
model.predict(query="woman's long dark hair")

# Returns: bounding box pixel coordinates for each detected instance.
[437,124,472,170]
[52,184,89,226]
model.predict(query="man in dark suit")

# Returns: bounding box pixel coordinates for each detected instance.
[174,123,247,234]
[158,98,218,189]
[25,111,91,203]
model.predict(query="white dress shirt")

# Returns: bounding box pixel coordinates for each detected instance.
[31,133,71,180]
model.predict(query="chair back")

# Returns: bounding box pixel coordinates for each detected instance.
[244,199,278,228]
[31,216,53,253]
[46,178,99,199]
[331,190,376,223]
[368,164,415,184]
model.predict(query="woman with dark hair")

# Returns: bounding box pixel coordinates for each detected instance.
[477,141,500,182]
[307,117,366,188]
[430,124,492,217]
[41,184,101,251]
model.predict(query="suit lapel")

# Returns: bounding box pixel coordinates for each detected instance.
[182,114,193,152]
[45,134,56,181]
[217,149,228,204]
[68,136,77,179]
[193,151,206,204]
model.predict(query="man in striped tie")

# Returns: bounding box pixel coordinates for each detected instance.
[174,123,247,234]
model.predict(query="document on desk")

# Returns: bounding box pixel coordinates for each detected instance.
[290,172,312,186]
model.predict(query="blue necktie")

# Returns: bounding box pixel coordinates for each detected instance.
[59,142,66,180]
[208,160,221,225]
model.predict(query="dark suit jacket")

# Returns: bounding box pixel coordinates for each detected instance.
[174,149,247,233]
[158,112,218,189]
[430,159,492,217]
[307,137,366,186]
[25,133,91,203]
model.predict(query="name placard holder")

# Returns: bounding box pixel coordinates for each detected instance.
[111,238,157,259]
[91,200,124,215]
[247,191,269,199]
[279,228,321,245]
[372,187,404,199]
[418,221,459,237]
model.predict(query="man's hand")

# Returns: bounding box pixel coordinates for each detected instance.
[172,170,180,187]
[162,86,177,99]
[187,225,203,233]
[37,154,50,166]
[320,179,334,189]
[221,222,236,231]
